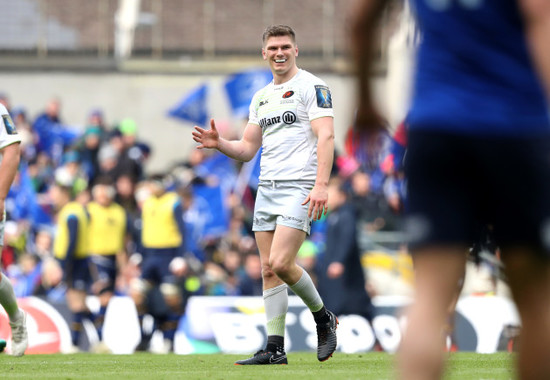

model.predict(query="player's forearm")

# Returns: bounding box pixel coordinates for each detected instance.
[217,138,257,162]
[315,128,335,187]
[0,143,20,200]
[522,1,550,98]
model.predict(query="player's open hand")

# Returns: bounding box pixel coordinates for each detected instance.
[302,185,328,221]
[192,118,220,149]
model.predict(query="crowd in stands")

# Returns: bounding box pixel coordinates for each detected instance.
[0,93,406,324]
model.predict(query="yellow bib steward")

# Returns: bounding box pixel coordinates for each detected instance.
[54,201,89,260]
[141,192,182,249]
[87,201,127,255]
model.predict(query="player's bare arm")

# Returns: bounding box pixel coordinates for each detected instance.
[192,118,262,162]
[520,0,550,97]
[302,116,334,221]
[350,0,388,132]
[0,142,20,216]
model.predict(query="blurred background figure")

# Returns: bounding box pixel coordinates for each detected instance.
[33,97,78,166]
[238,253,263,296]
[130,174,187,354]
[50,182,90,353]
[86,177,128,353]
[317,176,375,328]
[351,0,550,378]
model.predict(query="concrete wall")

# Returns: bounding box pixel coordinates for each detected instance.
[0,71,387,173]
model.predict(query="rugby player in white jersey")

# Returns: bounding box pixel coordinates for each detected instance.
[0,103,27,356]
[193,25,338,365]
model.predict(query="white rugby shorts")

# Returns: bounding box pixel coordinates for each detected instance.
[252,180,314,235]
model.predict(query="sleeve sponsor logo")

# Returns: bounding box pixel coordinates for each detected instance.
[314,85,332,109]
[2,114,18,135]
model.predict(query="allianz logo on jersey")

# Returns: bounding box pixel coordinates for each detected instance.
[259,111,296,128]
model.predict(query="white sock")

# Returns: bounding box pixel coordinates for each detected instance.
[264,284,288,337]
[0,274,21,322]
[289,269,324,313]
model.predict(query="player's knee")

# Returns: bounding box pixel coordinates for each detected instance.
[129,278,150,304]
[269,256,292,277]
[160,283,181,300]
[261,263,277,280]
[66,289,87,312]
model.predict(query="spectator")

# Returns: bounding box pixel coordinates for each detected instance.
[317,176,375,323]
[31,228,54,261]
[27,152,54,194]
[11,107,37,162]
[349,169,391,233]
[54,150,88,198]
[115,118,145,182]
[238,253,263,296]
[9,253,41,298]
[96,143,119,183]
[78,126,102,185]
[34,257,66,303]
[114,173,139,214]
[33,97,69,164]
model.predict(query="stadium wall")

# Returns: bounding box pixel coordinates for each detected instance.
[0,72,387,173]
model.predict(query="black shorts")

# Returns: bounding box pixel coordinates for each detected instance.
[89,254,117,294]
[404,130,550,253]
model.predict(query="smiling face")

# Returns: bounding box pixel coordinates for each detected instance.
[262,35,299,84]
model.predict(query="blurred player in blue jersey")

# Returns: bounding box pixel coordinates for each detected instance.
[352,0,550,379]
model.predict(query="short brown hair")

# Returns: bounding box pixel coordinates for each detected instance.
[262,25,296,45]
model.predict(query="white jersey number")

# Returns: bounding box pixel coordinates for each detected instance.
[425,0,484,11]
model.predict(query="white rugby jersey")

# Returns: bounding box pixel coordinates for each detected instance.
[248,69,334,181]
[0,104,21,149]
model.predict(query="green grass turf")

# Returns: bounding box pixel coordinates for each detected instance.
[0,352,515,380]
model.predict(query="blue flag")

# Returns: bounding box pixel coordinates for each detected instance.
[224,69,273,118]
[194,152,238,194]
[191,183,230,239]
[168,83,209,126]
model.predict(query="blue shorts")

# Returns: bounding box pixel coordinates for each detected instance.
[89,254,117,293]
[404,130,550,253]
[59,257,92,291]
[140,248,180,285]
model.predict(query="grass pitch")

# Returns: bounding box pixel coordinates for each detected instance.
[0,352,514,379]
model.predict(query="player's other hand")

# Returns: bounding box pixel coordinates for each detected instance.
[192,118,220,149]
[302,185,328,221]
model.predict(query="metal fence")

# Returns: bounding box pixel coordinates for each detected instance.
[0,0,400,69]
